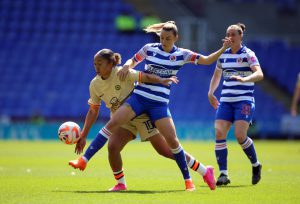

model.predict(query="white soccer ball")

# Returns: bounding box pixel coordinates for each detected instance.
[58,121,81,145]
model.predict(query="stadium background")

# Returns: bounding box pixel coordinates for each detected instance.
[0,0,300,141]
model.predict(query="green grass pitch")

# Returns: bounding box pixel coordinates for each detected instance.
[0,140,299,204]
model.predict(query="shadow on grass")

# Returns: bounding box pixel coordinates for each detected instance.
[54,189,185,194]
[214,184,252,188]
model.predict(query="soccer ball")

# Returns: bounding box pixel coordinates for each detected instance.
[58,121,81,145]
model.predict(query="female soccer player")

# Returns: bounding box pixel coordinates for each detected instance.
[208,23,263,186]
[71,21,231,191]
[69,48,216,191]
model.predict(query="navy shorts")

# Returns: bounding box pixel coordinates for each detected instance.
[125,93,172,122]
[216,101,255,123]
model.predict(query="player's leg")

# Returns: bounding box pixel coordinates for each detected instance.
[148,134,216,190]
[154,117,194,191]
[68,105,136,170]
[83,105,136,162]
[107,127,135,191]
[234,101,262,185]
[215,119,231,186]
[214,102,233,186]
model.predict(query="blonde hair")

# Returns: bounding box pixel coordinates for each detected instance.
[144,21,178,36]
[227,23,246,36]
[94,49,121,66]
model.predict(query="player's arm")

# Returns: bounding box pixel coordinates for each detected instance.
[197,37,232,65]
[118,44,149,80]
[208,67,222,109]
[81,105,100,139]
[75,105,100,155]
[140,72,179,86]
[291,76,300,116]
[231,65,264,83]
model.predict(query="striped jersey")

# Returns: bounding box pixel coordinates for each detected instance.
[133,43,201,103]
[217,45,260,103]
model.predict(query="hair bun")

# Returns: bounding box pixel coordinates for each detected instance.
[237,23,246,32]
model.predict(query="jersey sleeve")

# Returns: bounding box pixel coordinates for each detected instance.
[126,69,142,83]
[88,82,102,108]
[182,49,201,64]
[133,44,151,62]
[247,51,260,67]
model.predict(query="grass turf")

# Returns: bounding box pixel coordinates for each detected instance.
[0,140,299,204]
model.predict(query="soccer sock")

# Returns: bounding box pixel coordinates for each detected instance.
[113,169,126,185]
[215,139,228,175]
[83,127,111,161]
[187,156,207,176]
[240,137,260,167]
[171,145,191,180]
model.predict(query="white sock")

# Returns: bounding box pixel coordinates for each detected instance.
[220,170,228,176]
[187,156,207,176]
[252,161,260,167]
[113,170,126,185]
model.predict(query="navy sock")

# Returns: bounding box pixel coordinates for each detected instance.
[240,137,258,164]
[83,127,111,161]
[172,145,191,180]
[215,139,228,174]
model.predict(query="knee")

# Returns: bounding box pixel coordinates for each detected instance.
[166,137,180,149]
[234,130,246,143]
[215,128,226,140]
[107,118,121,131]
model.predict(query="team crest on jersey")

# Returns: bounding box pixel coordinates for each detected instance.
[115,85,121,90]
[250,56,257,63]
[237,57,243,63]
[169,55,176,61]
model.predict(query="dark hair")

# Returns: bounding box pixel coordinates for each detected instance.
[227,23,246,36]
[236,23,246,34]
[94,49,121,66]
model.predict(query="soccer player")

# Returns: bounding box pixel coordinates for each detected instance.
[291,72,300,116]
[69,48,216,191]
[208,23,263,186]
[71,21,231,191]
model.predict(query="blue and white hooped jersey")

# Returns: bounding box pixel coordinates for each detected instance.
[217,46,260,103]
[133,43,201,104]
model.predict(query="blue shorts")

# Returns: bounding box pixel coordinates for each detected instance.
[125,93,172,122]
[216,101,255,123]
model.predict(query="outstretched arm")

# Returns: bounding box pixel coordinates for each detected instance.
[118,58,140,80]
[208,67,222,109]
[197,37,232,65]
[75,106,100,154]
[141,73,179,86]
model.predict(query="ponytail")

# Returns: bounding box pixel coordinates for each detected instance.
[144,21,178,36]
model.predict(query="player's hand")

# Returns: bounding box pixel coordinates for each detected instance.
[160,76,179,86]
[118,65,130,81]
[208,93,219,110]
[222,37,232,48]
[75,137,86,155]
[230,75,246,82]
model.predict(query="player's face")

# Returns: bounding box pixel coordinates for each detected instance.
[226,28,242,46]
[93,57,113,79]
[160,30,178,52]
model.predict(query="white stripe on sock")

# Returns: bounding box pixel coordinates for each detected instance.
[171,145,183,154]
